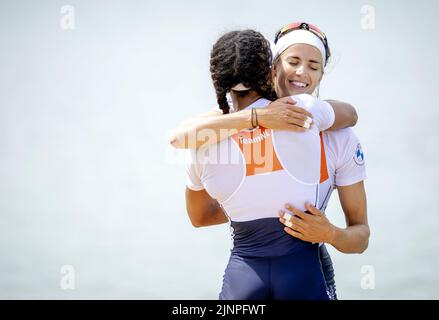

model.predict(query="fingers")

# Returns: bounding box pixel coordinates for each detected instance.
[265,101,313,131]
[269,97,297,108]
[279,208,307,230]
[283,226,304,239]
[303,116,313,129]
[286,124,307,132]
[286,110,309,122]
[284,204,309,220]
[279,210,291,220]
[280,218,305,234]
[284,107,313,130]
[279,97,297,105]
[282,112,312,130]
[287,105,313,119]
[285,116,313,129]
[305,202,321,216]
[279,217,306,231]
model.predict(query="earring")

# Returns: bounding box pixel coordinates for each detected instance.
[314,86,320,99]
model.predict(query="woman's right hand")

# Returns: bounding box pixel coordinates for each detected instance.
[257,97,313,131]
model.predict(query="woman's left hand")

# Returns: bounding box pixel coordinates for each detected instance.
[279,203,336,244]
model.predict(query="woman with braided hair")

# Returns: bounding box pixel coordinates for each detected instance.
[209,30,277,115]
[179,27,363,300]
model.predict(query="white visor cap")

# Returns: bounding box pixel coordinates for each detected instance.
[231,83,250,91]
[273,29,326,66]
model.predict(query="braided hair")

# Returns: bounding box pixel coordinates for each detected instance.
[209,30,277,114]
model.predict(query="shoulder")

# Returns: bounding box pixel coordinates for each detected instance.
[323,128,362,150]
[323,127,359,141]
[322,128,365,166]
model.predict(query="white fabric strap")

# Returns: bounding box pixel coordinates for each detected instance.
[231,83,250,91]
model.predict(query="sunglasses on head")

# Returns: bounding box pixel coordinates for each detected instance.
[274,22,331,62]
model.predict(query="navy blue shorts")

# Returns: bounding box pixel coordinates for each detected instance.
[219,244,329,300]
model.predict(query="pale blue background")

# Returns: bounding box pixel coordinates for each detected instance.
[0,0,438,299]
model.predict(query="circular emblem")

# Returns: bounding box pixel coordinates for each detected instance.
[354,143,365,166]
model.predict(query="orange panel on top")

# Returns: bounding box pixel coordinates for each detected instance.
[232,127,283,176]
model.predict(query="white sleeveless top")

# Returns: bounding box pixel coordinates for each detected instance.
[186,94,335,222]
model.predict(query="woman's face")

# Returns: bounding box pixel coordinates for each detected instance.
[272,43,324,98]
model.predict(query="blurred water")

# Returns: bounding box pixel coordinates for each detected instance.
[1,0,438,299]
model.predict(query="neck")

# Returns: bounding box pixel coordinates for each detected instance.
[231,90,262,111]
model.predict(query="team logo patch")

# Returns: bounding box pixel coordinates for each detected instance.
[353,143,365,166]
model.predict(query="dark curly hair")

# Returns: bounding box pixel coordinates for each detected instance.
[210,30,277,114]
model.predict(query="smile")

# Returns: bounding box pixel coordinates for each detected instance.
[289,80,309,89]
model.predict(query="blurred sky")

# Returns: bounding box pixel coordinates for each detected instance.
[0,0,438,299]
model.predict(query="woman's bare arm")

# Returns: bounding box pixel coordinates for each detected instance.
[331,181,369,253]
[170,109,252,149]
[326,100,358,130]
[170,98,358,149]
[169,97,311,149]
[185,187,228,227]
[279,181,369,254]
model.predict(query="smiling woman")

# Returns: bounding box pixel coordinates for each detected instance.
[273,44,324,94]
